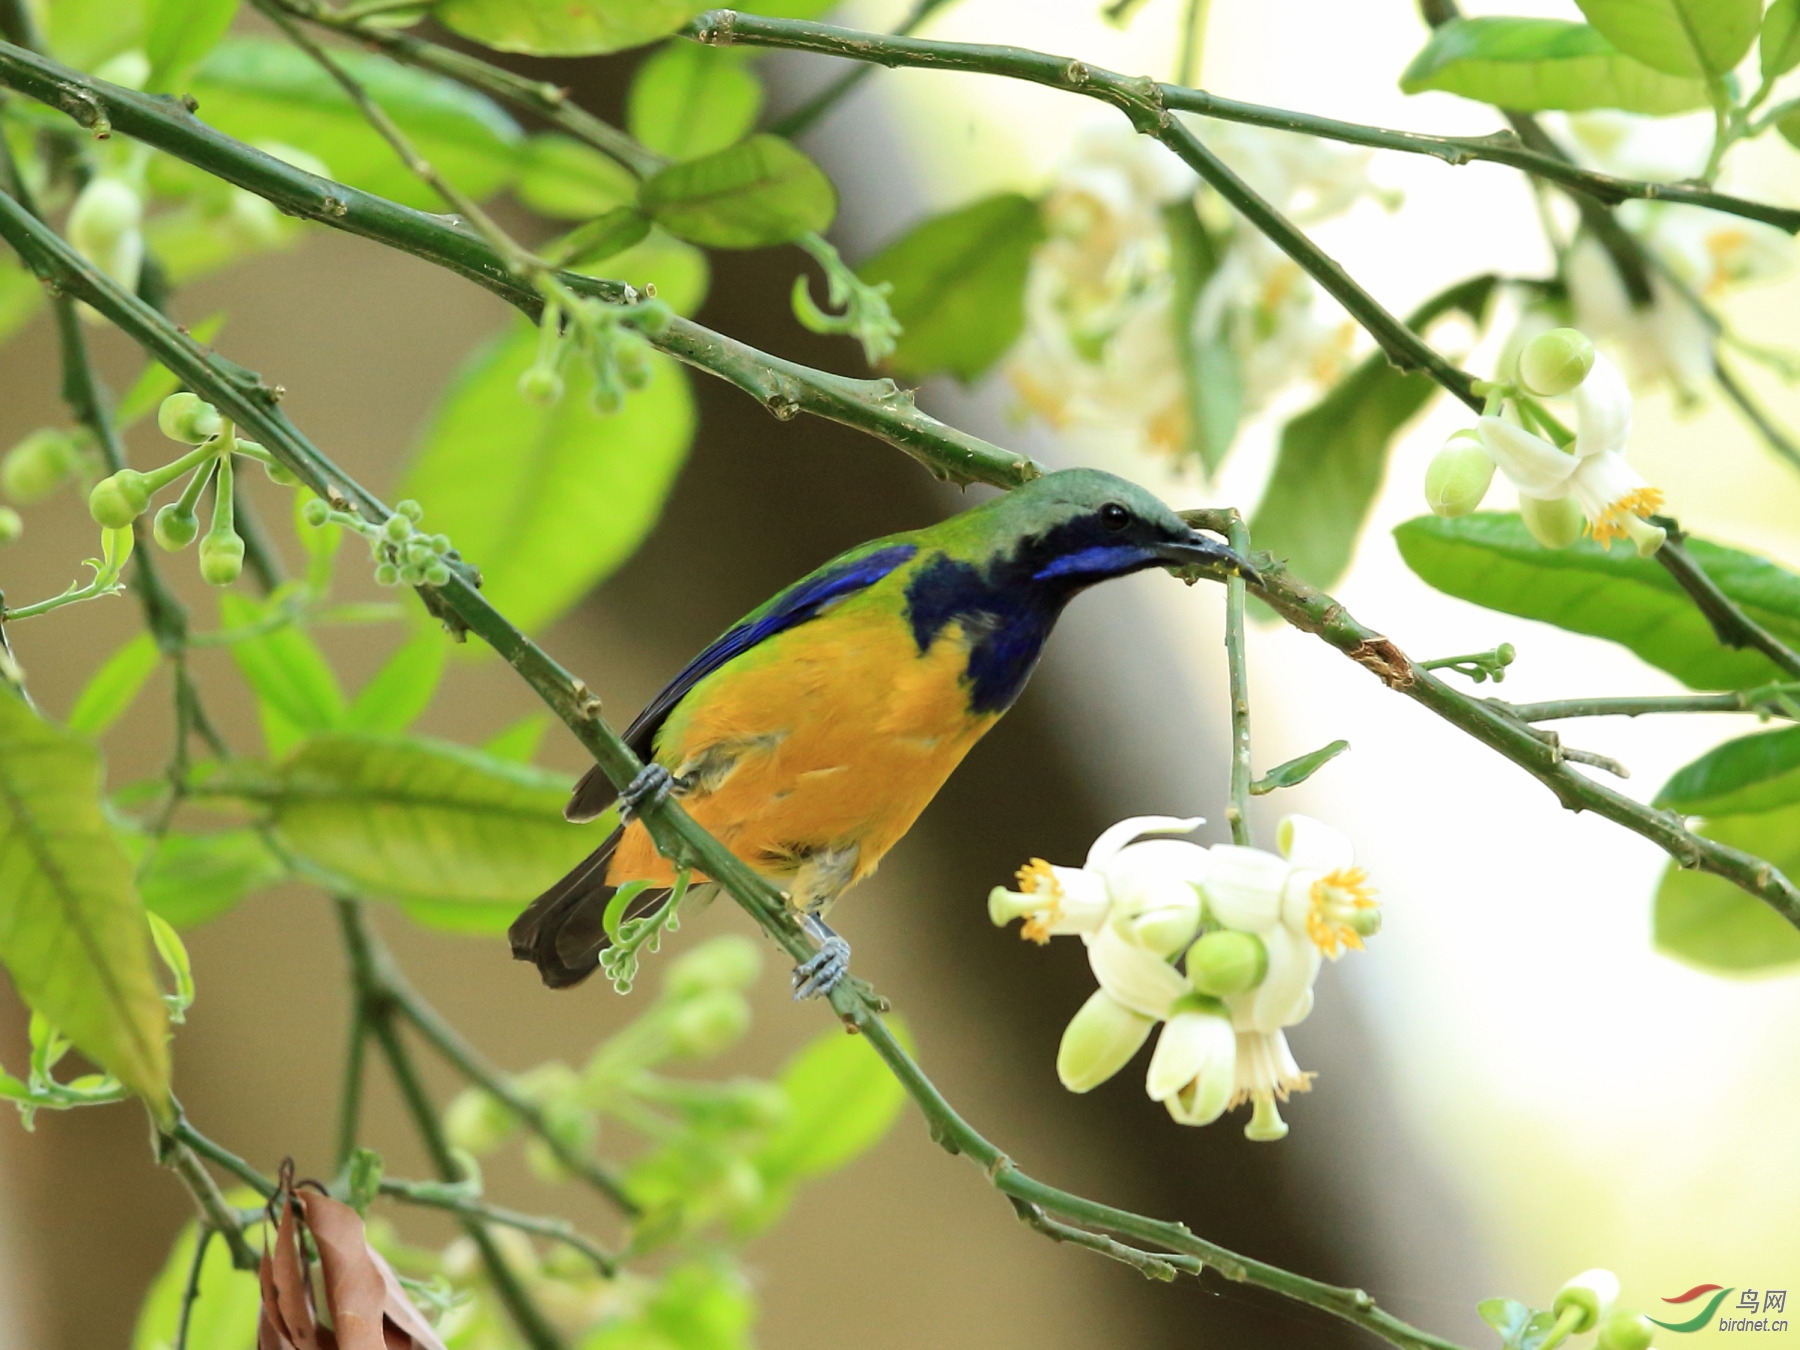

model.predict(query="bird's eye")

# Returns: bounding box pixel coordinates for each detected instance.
[1099,502,1130,531]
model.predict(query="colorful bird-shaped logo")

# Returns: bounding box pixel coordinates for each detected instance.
[1650,1285,1731,1333]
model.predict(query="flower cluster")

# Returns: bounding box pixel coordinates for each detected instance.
[1424,327,1667,557]
[1006,125,1386,465]
[989,815,1378,1141]
[1480,1268,1661,1350]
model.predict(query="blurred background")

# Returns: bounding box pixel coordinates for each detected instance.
[3,0,1799,1347]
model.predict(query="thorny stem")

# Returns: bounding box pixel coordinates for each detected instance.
[377,1177,617,1276]
[690,10,1482,409]
[335,898,565,1350]
[1223,512,1253,846]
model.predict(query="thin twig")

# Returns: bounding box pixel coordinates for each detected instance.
[1501,685,1800,721]
[174,1227,214,1350]
[1654,526,1800,679]
[1223,511,1253,846]
[378,1177,617,1276]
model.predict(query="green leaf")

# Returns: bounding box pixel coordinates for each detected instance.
[482,713,551,763]
[189,38,523,210]
[46,0,145,68]
[139,831,286,929]
[858,193,1044,383]
[219,593,347,755]
[629,43,763,161]
[1254,276,1497,589]
[0,253,43,348]
[1575,0,1759,77]
[269,732,614,910]
[1400,18,1708,114]
[1656,725,1800,816]
[145,0,239,90]
[1393,513,1800,689]
[0,692,170,1120]
[132,1219,262,1350]
[146,912,194,1021]
[433,0,709,56]
[401,318,695,634]
[640,134,835,249]
[1251,740,1350,795]
[1781,106,1800,152]
[1165,202,1239,474]
[749,1019,908,1202]
[1764,0,1800,79]
[344,631,447,734]
[1654,807,1800,973]
[67,633,160,738]
[516,135,638,220]
[546,207,652,271]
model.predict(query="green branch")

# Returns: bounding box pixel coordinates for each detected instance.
[1223,512,1253,846]
[1501,684,1800,721]
[769,0,966,139]
[688,10,1481,408]
[378,1177,617,1276]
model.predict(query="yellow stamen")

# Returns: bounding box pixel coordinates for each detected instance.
[1306,867,1378,957]
[1587,486,1665,545]
[1014,859,1064,944]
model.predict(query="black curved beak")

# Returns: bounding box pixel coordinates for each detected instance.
[1153,530,1260,584]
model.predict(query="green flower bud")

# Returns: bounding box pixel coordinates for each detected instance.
[2,429,78,505]
[618,342,650,391]
[153,501,199,550]
[1186,929,1268,996]
[1424,432,1495,518]
[718,1079,788,1131]
[399,561,427,586]
[88,470,150,528]
[1597,1311,1654,1350]
[590,383,623,416]
[373,562,400,586]
[443,1087,517,1155]
[664,934,763,998]
[396,499,424,523]
[0,506,21,544]
[301,498,330,527]
[1519,493,1584,550]
[1518,327,1596,398]
[668,990,751,1059]
[1554,1270,1620,1335]
[262,458,299,486]
[714,1156,765,1214]
[67,177,144,295]
[198,528,245,586]
[424,562,451,587]
[631,298,674,336]
[157,392,222,445]
[1057,989,1154,1093]
[517,365,564,407]
[428,534,451,554]
[383,513,413,542]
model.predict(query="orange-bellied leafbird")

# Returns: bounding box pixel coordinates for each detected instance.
[511,468,1249,996]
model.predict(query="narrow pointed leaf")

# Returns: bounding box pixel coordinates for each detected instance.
[1656,726,1800,817]
[145,0,238,90]
[344,631,447,734]
[0,693,170,1119]
[138,830,286,929]
[1394,512,1800,689]
[1251,740,1350,795]
[66,633,159,737]
[219,593,346,755]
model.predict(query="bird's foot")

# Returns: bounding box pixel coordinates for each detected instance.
[618,763,674,821]
[792,914,850,1001]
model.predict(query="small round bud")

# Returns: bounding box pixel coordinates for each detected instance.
[443,1087,516,1155]
[590,383,623,416]
[396,499,424,523]
[198,528,245,586]
[404,539,434,566]
[2,429,78,505]
[373,562,400,586]
[88,470,150,528]
[67,177,143,260]
[1597,1312,1654,1350]
[618,343,650,390]
[156,392,222,445]
[667,990,751,1059]
[1518,327,1596,398]
[1349,907,1382,938]
[383,513,413,542]
[301,498,330,527]
[1519,493,1584,550]
[664,935,763,999]
[1424,432,1495,518]
[1555,1270,1621,1335]
[517,365,564,407]
[1185,929,1268,996]
[153,501,199,550]
[399,562,426,586]
[424,562,451,587]
[631,298,674,335]
[262,458,299,486]
[0,506,21,544]
[429,534,451,554]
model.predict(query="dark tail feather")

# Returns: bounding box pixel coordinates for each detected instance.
[564,763,620,823]
[511,828,670,989]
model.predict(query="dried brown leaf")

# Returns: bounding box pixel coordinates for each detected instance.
[298,1191,388,1350]
[270,1188,321,1350]
[370,1245,449,1350]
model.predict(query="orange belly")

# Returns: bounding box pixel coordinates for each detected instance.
[606,613,994,904]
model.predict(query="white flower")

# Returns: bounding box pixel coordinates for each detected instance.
[1231,1029,1314,1142]
[1200,814,1376,960]
[1057,988,1157,1093]
[1474,352,1667,555]
[990,815,1205,948]
[1146,1006,1236,1126]
[1224,922,1319,1034]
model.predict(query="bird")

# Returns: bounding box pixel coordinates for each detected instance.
[510,467,1251,998]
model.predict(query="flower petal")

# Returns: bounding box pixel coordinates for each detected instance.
[1084,816,1205,870]
[1275,815,1354,872]
[1476,417,1578,497]
[1057,990,1155,1092]
[1225,924,1320,1033]
[1572,352,1631,459]
[1087,925,1189,1019]
[1200,844,1287,932]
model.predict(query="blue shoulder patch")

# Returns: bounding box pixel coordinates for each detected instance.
[622,543,918,759]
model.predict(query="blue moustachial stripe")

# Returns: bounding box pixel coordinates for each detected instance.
[1032,543,1153,580]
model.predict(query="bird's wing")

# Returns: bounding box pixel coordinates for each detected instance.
[563,540,919,822]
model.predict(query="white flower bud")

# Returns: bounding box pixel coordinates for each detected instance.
[1517,327,1595,397]
[1086,925,1188,1019]
[1056,989,1154,1092]
[67,177,144,301]
[1199,844,1288,933]
[1146,1007,1235,1126]
[1424,431,1495,517]
[1519,493,1584,550]
[1555,1270,1621,1334]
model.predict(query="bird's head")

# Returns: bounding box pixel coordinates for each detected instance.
[972,468,1255,592]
